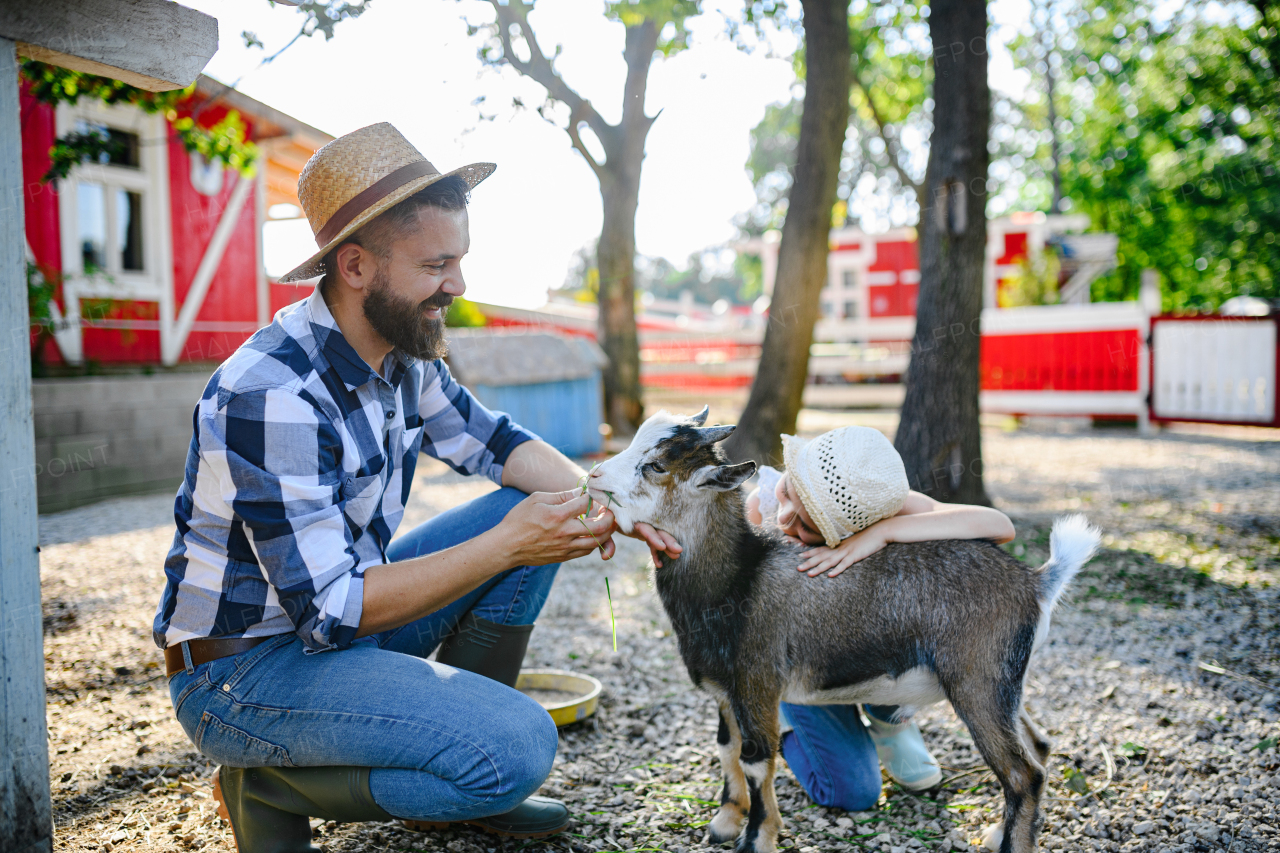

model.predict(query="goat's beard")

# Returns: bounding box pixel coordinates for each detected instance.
[362,265,450,361]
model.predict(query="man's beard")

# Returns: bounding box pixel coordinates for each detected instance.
[362,266,451,361]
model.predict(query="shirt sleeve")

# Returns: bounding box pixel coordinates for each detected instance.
[418,359,540,485]
[756,465,782,529]
[200,387,364,653]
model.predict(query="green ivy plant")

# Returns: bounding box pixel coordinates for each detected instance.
[22,60,260,182]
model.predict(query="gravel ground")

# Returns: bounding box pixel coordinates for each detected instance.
[38,416,1280,853]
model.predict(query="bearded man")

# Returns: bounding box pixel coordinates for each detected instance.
[153,123,678,852]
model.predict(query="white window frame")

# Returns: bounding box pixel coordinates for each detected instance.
[53,101,173,364]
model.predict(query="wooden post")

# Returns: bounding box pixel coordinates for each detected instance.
[0,36,53,853]
[0,4,216,848]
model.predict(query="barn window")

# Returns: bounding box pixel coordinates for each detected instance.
[57,103,167,292]
[74,121,141,169]
[117,190,144,271]
[77,182,107,271]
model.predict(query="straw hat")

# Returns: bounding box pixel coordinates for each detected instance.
[278,123,495,283]
[782,427,908,547]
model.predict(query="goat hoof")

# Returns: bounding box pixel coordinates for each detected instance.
[707,809,744,844]
[732,835,777,853]
[981,821,1005,851]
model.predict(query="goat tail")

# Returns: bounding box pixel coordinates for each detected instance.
[1036,514,1101,611]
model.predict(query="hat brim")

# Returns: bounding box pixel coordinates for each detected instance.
[277,162,496,283]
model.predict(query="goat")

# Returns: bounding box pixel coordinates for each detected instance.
[587,408,1099,853]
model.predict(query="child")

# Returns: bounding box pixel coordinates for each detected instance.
[746,426,1015,810]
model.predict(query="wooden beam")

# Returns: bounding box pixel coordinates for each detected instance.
[0,37,52,853]
[0,0,217,92]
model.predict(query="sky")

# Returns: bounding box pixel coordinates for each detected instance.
[181,0,1035,309]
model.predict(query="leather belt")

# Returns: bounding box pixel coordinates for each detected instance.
[164,636,274,678]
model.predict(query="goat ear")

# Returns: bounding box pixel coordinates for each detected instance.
[695,461,757,491]
[695,424,736,445]
[689,405,710,426]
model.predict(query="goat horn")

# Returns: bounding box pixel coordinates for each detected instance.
[696,424,736,444]
[690,405,710,426]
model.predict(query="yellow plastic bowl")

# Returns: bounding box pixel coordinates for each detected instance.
[515,669,603,727]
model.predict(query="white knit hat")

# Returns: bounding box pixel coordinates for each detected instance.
[782,427,909,547]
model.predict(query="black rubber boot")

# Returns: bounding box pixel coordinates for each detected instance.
[434,611,534,688]
[404,795,571,839]
[214,765,397,853]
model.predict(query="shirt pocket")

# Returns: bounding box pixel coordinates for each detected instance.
[340,471,385,530]
[402,412,425,455]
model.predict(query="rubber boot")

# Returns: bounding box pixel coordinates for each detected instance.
[434,611,533,688]
[862,706,942,791]
[409,611,570,839]
[213,765,396,853]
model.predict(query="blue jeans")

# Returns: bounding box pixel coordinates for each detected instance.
[780,702,882,812]
[167,487,562,821]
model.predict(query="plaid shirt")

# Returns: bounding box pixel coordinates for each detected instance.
[152,288,538,654]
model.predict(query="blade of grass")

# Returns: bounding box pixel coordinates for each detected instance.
[578,517,605,554]
[605,577,618,652]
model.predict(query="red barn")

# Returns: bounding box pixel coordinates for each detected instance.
[22,75,332,368]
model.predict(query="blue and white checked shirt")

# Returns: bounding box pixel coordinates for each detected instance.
[153,288,538,654]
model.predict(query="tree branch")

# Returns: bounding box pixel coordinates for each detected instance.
[850,64,921,196]
[567,103,606,182]
[619,19,660,132]
[488,0,615,149]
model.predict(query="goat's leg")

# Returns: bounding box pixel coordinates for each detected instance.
[1019,708,1052,767]
[708,701,751,845]
[949,688,1046,853]
[730,695,783,853]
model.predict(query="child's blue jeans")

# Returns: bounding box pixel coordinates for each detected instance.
[780,702,883,811]
[167,487,562,821]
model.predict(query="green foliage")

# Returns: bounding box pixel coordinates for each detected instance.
[641,253,759,305]
[559,243,759,307]
[1011,0,1280,310]
[445,296,487,327]
[606,0,700,55]
[1002,253,1062,307]
[1061,766,1090,795]
[27,262,56,331]
[291,1,374,41]
[45,130,123,183]
[1118,741,1147,758]
[743,98,802,233]
[22,60,260,181]
[743,0,1040,233]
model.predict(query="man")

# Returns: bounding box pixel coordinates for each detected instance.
[153,123,679,852]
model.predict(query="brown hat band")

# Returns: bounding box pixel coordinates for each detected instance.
[314,160,438,248]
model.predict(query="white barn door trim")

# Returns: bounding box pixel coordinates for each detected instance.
[163,173,253,364]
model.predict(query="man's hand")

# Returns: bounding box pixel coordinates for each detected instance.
[501,490,618,567]
[625,522,682,568]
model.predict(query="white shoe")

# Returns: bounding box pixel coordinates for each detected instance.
[863,711,942,791]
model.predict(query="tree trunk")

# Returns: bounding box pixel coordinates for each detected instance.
[594,20,657,436]
[597,166,643,432]
[893,0,991,504]
[723,0,852,466]
[485,0,654,435]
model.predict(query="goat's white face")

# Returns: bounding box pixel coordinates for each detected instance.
[588,408,755,536]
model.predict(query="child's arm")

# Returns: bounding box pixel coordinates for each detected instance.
[797,491,1015,578]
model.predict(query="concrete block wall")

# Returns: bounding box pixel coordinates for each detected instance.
[32,374,210,514]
